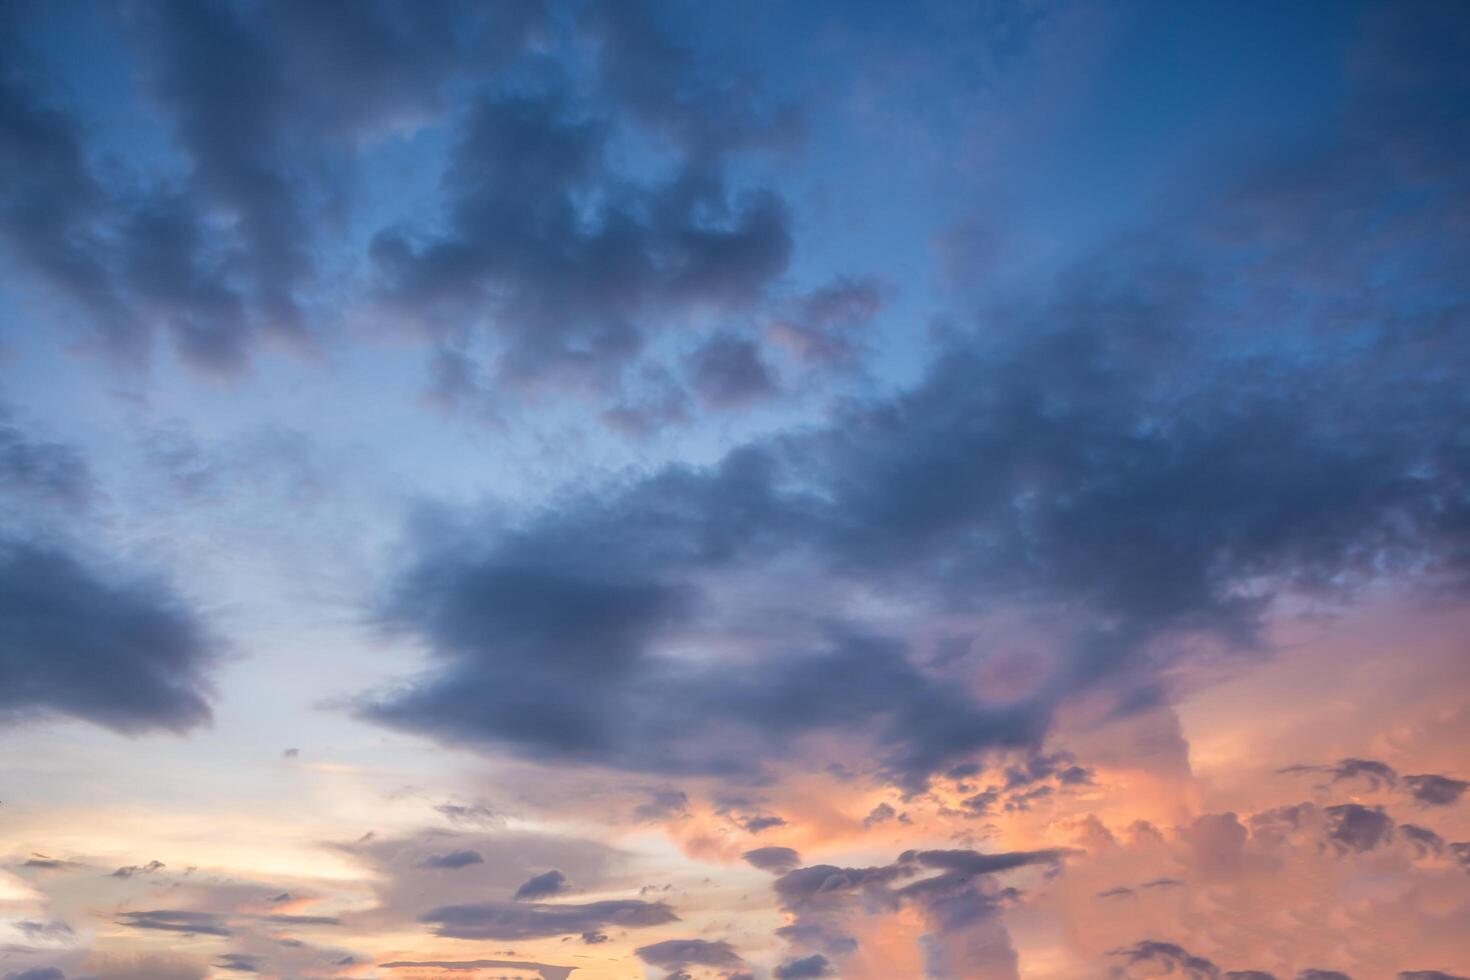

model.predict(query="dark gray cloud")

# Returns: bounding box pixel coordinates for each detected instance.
[365,0,799,397]
[1110,941,1220,979]
[633,788,690,823]
[213,954,263,974]
[768,276,884,368]
[1225,973,1278,980]
[686,334,777,409]
[4,970,65,980]
[740,814,787,834]
[513,868,569,900]
[13,920,73,942]
[580,0,800,158]
[775,954,833,979]
[1297,972,1353,980]
[635,939,743,972]
[260,914,340,927]
[1404,774,1469,806]
[20,856,80,872]
[379,961,574,980]
[434,802,503,827]
[420,849,484,870]
[863,803,898,828]
[349,1,1470,799]
[0,540,215,733]
[1282,758,1468,809]
[0,408,93,512]
[770,847,1066,969]
[1323,804,1394,853]
[1399,973,1470,980]
[0,0,542,374]
[111,860,164,879]
[115,910,232,938]
[362,177,1470,788]
[1281,758,1399,791]
[122,0,541,371]
[744,847,801,874]
[371,86,791,390]
[420,898,676,940]
[1399,824,1445,857]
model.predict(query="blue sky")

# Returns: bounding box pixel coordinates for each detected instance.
[1,3,1469,979]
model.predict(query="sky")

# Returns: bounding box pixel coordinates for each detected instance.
[1,1,1468,978]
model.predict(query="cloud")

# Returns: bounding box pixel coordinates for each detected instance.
[1404,774,1470,806]
[686,334,777,409]
[115,910,233,938]
[87,955,207,980]
[370,2,795,392]
[111,860,165,879]
[513,869,569,900]
[744,847,801,874]
[420,849,484,870]
[633,788,690,823]
[4,969,65,980]
[434,802,503,827]
[1282,758,1468,808]
[770,847,1067,969]
[767,276,884,368]
[634,939,743,972]
[1110,940,1219,979]
[379,960,575,980]
[1281,758,1398,791]
[13,920,74,943]
[261,914,341,927]
[213,954,263,973]
[0,540,215,733]
[863,803,898,828]
[1400,824,1446,857]
[1,0,544,374]
[1323,804,1394,853]
[360,202,1470,789]
[741,815,787,834]
[0,408,93,512]
[420,898,676,940]
[774,954,833,979]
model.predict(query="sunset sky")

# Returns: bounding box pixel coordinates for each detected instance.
[2,2,1469,979]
